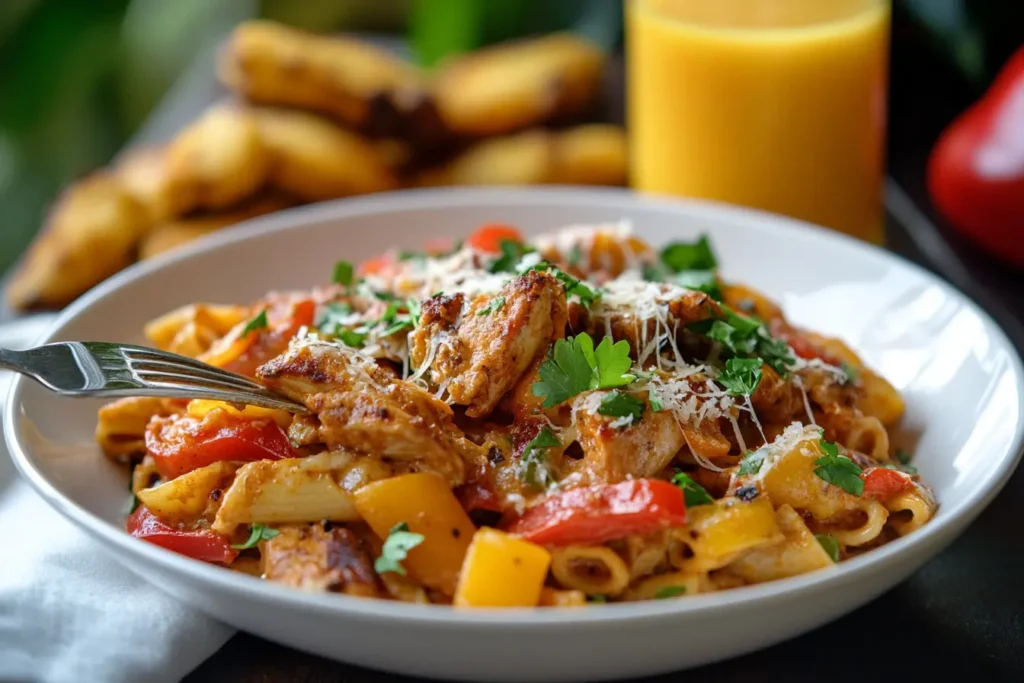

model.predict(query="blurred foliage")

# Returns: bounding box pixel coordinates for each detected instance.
[0,0,1018,280]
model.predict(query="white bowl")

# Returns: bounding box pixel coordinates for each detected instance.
[7,188,1024,682]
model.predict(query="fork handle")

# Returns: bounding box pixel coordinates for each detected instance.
[0,347,24,372]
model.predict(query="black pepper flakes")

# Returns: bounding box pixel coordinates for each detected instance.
[487,446,505,465]
[736,485,759,502]
[451,527,461,539]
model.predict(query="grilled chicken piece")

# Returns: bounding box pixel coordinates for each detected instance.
[261,523,380,596]
[584,280,721,362]
[409,271,568,418]
[257,339,483,485]
[571,391,685,483]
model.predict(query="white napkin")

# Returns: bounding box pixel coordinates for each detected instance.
[0,317,234,683]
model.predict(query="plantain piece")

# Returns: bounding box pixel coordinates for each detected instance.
[549,124,628,186]
[414,125,628,188]
[431,33,605,137]
[139,193,295,260]
[6,173,149,310]
[113,145,175,223]
[218,20,427,136]
[164,103,271,215]
[251,108,398,201]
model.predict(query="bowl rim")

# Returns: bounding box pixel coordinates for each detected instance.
[7,186,1024,626]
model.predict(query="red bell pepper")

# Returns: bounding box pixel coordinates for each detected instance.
[145,411,296,480]
[508,479,687,546]
[927,46,1024,268]
[465,224,524,253]
[862,467,914,500]
[127,506,238,564]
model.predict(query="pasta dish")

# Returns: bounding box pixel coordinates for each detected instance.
[97,222,934,607]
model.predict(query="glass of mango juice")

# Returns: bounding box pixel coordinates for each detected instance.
[627,0,890,243]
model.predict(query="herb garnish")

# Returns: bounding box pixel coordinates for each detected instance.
[841,362,860,385]
[333,260,354,286]
[654,585,687,599]
[477,296,506,316]
[597,390,646,424]
[232,523,280,550]
[671,470,713,507]
[527,262,601,307]
[489,239,535,274]
[660,236,717,272]
[374,522,425,576]
[531,333,634,408]
[737,449,766,476]
[567,244,583,267]
[674,270,723,301]
[716,357,764,396]
[813,438,864,496]
[815,534,841,562]
[240,310,268,337]
[520,426,562,489]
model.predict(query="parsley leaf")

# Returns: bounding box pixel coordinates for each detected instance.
[407,297,422,321]
[674,270,723,301]
[717,357,763,396]
[531,333,635,407]
[591,336,634,388]
[232,523,280,549]
[841,361,860,384]
[881,462,919,476]
[333,260,354,286]
[598,391,645,424]
[737,449,766,476]
[660,236,717,272]
[374,522,425,576]
[317,302,353,337]
[813,440,864,496]
[671,470,713,507]
[240,310,268,337]
[756,333,797,376]
[337,329,367,347]
[642,263,667,282]
[815,534,841,562]
[692,306,795,376]
[489,239,535,273]
[895,448,913,465]
[567,244,583,267]
[477,296,506,316]
[654,585,687,599]
[520,426,562,489]
[527,262,601,307]
[648,389,665,412]
[588,594,608,603]
[398,250,423,262]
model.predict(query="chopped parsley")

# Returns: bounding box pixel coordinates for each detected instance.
[477,296,506,316]
[333,260,354,286]
[597,391,646,424]
[654,585,687,599]
[660,236,717,272]
[814,438,864,496]
[671,470,713,507]
[815,534,841,562]
[642,263,667,282]
[717,357,763,396]
[588,594,608,603]
[693,306,795,376]
[375,299,420,337]
[527,262,601,307]
[489,239,535,274]
[882,462,919,476]
[240,310,268,337]
[531,333,634,408]
[841,362,860,385]
[895,448,913,466]
[519,426,562,489]
[374,522,425,576]
[567,244,583,267]
[648,389,665,412]
[397,250,423,262]
[337,329,368,347]
[674,269,723,301]
[737,449,766,476]
[232,523,280,550]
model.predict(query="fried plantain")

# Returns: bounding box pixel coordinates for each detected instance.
[139,193,295,260]
[431,33,605,137]
[113,145,175,223]
[414,125,627,188]
[164,103,271,215]
[218,20,427,136]
[251,108,398,201]
[6,173,150,310]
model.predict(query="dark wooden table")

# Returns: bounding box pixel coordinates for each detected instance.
[62,19,1024,683]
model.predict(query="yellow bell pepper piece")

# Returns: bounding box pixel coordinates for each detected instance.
[186,399,292,429]
[353,472,476,596]
[454,528,551,608]
[682,497,783,573]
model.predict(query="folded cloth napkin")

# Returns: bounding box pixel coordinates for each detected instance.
[0,316,234,683]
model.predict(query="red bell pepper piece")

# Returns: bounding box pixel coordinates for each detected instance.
[145,411,296,480]
[862,467,914,500]
[465,224,524,253]
[508,479,687,546]
[927,46,1024,268]
[127,506,238,564]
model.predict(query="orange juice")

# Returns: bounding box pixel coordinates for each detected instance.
[627,0,890,242]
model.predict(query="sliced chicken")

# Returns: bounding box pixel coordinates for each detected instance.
[409,270,567,418]
[261,523,380,596]
[257,338,483,485]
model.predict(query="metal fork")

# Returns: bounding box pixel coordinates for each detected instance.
[0,341,308,413]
